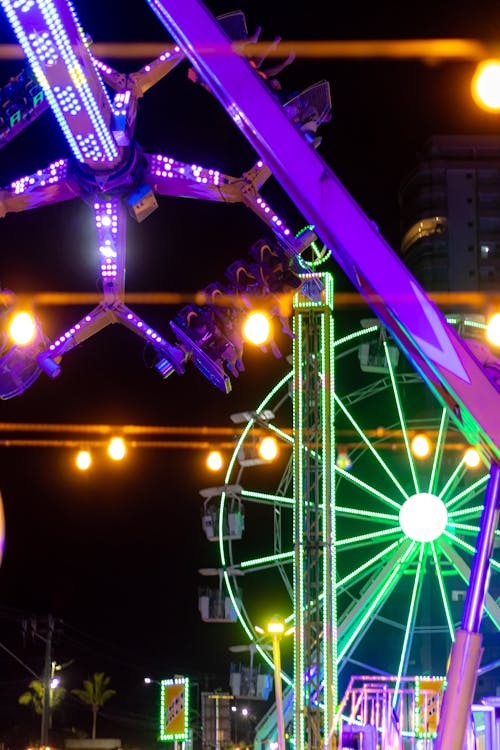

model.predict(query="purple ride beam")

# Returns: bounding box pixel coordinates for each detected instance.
[146,0,500,465]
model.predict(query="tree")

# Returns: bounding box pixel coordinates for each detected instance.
[71,672,116,739]
[19,679,66,715]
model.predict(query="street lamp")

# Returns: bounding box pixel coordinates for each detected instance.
[255,615,291,750]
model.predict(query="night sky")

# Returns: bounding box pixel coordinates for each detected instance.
[0,0,500,744]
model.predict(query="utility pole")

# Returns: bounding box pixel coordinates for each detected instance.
[40,614,54,747]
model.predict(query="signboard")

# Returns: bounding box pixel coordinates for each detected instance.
[415,676,446,737]
[160,676,190,741]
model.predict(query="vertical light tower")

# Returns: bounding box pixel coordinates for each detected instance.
[293,272,336,750]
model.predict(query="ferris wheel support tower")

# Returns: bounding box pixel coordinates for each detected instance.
[292,273,336,750]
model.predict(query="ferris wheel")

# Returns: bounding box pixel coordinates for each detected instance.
[203,313,500,696]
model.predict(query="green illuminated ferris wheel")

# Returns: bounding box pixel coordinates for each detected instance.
[211,304,500,699]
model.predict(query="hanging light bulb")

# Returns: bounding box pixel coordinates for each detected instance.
[243,311,271,345]
[206,450,223,471]
[258,436,278,461]
[8,310,37,345]
[464,447,481,469]
[75,449,92,471]
[411,433,431,459]
[108,437,126,461]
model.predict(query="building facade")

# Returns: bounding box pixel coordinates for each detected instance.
[398,135,500,292]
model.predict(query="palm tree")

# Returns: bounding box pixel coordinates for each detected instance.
[71,672,116,739]
[19,678,66,717]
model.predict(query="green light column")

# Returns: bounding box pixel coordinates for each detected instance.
[293,272,336,750]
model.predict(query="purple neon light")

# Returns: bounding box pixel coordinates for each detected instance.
[49,318,86,351]
[0,0,120,167]
[255,196,291,235]
[113,90,131,117]
[94,198,120,282]
[10,159,68,194]
[150,154,223,185]
[124,311,166,344]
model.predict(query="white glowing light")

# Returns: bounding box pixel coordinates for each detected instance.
[76,449,91,471]
[411,433,431,459]
[486,313,500,346]
[259,436,278,461]
[243,311,271,346]
[399,492,448,542]
[9,311,37,345]
[472,60,500,111]
[464,447,481,469]
[108,437,126,461]
[207,450,223,471]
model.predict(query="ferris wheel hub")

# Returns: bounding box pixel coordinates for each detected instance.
[399,492,448,542]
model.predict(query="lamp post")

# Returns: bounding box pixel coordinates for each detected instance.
[256,615,289,750]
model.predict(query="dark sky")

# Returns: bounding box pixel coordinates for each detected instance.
[0,0,500,743]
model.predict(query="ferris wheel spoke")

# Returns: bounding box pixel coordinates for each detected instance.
[445,474,489,510]
[428,408,449,494]
[336,505,399,524]
[438,456,468,502]
[440,539,500,629]
[430,541,455,641]
[384,340,420,494]
[239,550,293,572]
[335,465,401,510]
[394,543,426,698]
[266,422,294,445]
[337,527,401,550]
[449,504,487,519]
[338,540,416,661]
[334,392,409,500]
[240,488,294,506]
[449,522,482,537]
[336,540,402,591]
[442,529,476,555]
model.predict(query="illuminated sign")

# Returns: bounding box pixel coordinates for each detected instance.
[160,676,190,742]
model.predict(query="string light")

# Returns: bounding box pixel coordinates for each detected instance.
[411,433,431,459]
[75,449,92,471]
[107,436,126,461]
[206,450,223,471]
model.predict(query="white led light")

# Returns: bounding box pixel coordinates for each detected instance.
[399,493,448,542]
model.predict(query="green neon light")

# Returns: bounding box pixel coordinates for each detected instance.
[394,543,425,701]
[463,319,486,331]
[384,340,420,495]
[443,530,476,554]
[337,527,401,547]
[451,522,480,534]
[240,488,294,505]
[445,475,489,509]
[336,540,401,589]
[336,505,399,522]
[335,462,402,510]
[240,550,294,569]
[266,422,294,444]
[218,372,294,659]
[293,308,305,740]
[438,456,466,501]
[333,326,378,348]
[430,541,455,641]
[449,505,485,518]
[334,392,409,501]
[339,541,417,658]
[428,408,448,494]
[159,676,190,741]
